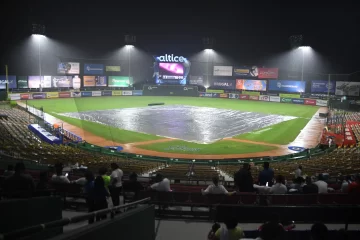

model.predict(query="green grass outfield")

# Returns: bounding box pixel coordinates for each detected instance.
[26,96,319,154]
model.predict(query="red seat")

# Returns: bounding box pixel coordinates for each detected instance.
[269,195,287,205]
[222,195,241,205]
[206,194,225,205]
[157,191,173,203]
[239,193,257,205]
[318,193,336,205]
[190,192,205,205]
[172,192,190,203]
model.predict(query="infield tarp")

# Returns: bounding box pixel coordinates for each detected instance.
[60,105,297,144]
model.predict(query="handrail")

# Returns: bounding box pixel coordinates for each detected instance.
[0,197,151,240]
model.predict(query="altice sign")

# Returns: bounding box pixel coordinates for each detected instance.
[157,54,186,62]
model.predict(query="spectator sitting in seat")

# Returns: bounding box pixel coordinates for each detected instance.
[3,164,15,177]
[123,172,144,201]
[3,162,35,197]
[51,163,70,184]
[314,174,328,193]
[303,176,319,194]
[289,177,305,193]
[202,176,234,195]
[234,163,254,193]
[99,167,110,191]
[208,222,221,240]
[150,173,171,192]
[258,162,274,187]
[340,176,351,193]
[311,222,328,240]
[348,174,360,194]
[270,175,287,194]
[294,165,302,178]
[74,171,88,186]
[214,217,244,240]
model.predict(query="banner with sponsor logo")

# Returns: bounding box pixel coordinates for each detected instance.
[239,94,249,100]
[292,98,304,104]
[28,76,47,88]
[241,91,260,96]
[46,92,59,99]
[258,68,279,79]
[236,79,267,91]
[189,76,204,85]
[304,99,316,105]
[17,76,28,89]
[335,81,360,96]
[132,90,143,96]
[57,62,80,74]
[228,93,239,99]
[279,93,301,98]
[281,97,292,103]
[259,95,270,101]
[249,95,259,101]
[316,99,328,106]
[83,76,107,87]
[9,93,20,100]
[199,92,213,97]
[220,93,228,98]
[51,76,72,88]
[32,93,46,99]
[112,91,122,96]
[20,93,31,100]
[84,64,104,75]
[213,66,233,76]
[71,92,82,98]
[59,92,71,98]
[0,75,17,89]
[92,91,102,97]
[81,91,92,97]
[122,91,133,96]
[101,91,112,96]
[206,89,224,93]
[106,66,121,72]
[311,80,335,93]
[212,93,220,98]
[211,79,235,89]
[269,80,305,93]
[108,76,132,87]
[270,96,280,102]
[233,66,258,77]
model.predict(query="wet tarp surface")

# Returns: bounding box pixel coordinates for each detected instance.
[60,105,297,143]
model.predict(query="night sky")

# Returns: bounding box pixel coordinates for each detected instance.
[0,1,359,74]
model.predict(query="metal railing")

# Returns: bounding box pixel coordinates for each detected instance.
[0,197,151,240]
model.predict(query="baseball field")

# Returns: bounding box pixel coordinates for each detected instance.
[25,96,319,155]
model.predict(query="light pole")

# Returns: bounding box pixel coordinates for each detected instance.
[205,49,213,85]
[124,34,136,86]
[32,24,46,88]
[299,46,311,81]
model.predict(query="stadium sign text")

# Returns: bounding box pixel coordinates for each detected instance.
[157,54,186,63]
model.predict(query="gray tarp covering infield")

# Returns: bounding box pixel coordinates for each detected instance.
[60,105,297,144]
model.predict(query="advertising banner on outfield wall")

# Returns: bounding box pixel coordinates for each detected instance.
[84,64,104,75]
[311,80,335,93]
[46,92,59,98]
[259,95,270,101]
[81,92,92,97]
[228,93,239,99]
[211,79,235,89]
[92,91,102,97]
[270,96,280,102]
[32,93,46,99]
[52,76,73,88]
[132,90,143,96]
[335,81,360,96]
[101,91,112,96]
[108,76,132,87]
[106,66,121,72]
[236,79,267,91]
[220,93,228,98]
[206,89,224,93]
[241,90,260,96]
[0,75,17,89]
[199,92,213,97]
[213,66,233,76]
[279,93,301,98]
[258,68,279,79]
[122,91,133,96]
[292,98,304,104]
[249,95,259,100]
[20,93,31,100]
[59,92,71,98]
[280,97,292,103]
[239,94,249,100]
[57,62,80,74]
[304,99,316,105]
[112,91,122,96]
[17,76,28,89]
[189,76,204,85]
[316,99,328,106]
[269,80,305,93]
[233,66,258,77]
[9,93,20,100]
[71,92,81,98]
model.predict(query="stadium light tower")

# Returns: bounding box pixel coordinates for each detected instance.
[125,35,136,83]
[203,37,215,85]
[299,46,311,81]
[32,24,46,85]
